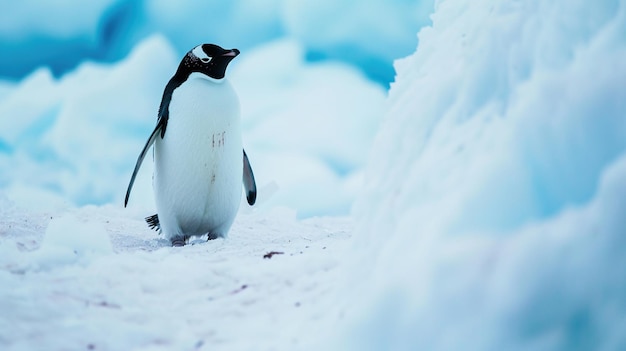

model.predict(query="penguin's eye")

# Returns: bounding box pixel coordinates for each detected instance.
[201,57,212,63]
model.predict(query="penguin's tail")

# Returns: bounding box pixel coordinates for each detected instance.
[145,214,161,232]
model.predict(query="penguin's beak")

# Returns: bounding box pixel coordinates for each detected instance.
[222,49,240,57]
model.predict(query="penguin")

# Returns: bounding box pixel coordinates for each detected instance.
[124,43,257,247]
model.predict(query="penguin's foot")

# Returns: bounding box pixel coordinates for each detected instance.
[171,236,189,247]
[145,214,161,232]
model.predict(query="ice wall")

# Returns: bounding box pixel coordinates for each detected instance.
[333,0,626,349]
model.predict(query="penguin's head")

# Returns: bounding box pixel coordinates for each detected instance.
[178,44,240,82]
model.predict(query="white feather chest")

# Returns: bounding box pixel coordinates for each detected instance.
[153,76,243,239]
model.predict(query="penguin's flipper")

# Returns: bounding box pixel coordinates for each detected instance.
[243,149,257,206]
[124,119,166,207]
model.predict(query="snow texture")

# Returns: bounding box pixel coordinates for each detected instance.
[0,200,352,350]
[332,0,626,349]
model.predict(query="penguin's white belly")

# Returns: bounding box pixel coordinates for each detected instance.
[153,77,242,239]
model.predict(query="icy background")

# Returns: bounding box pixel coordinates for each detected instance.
[0,0,433,217]
[2,0,626,350]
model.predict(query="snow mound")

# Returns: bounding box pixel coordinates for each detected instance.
[332,0,626,349]
[283,0,434,83]
[0,35,177,210]
[33,214,113,269]
[231,39,386,217]
[0,0,123,78]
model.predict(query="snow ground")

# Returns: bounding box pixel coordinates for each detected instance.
[0,201,352,350]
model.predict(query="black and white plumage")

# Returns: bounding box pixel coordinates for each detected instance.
[124,43,257,246]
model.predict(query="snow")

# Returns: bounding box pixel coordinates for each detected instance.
[34,214,113,269]
[135,0,285,59]
[0,35,178,210]
[330,0,626,349]
[0,201,353,350]
[231,39,386,216]
[0,0,123,78]
[283,0,434,83]
[0,0,433,85]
